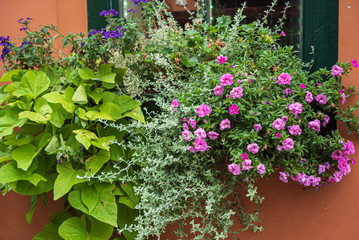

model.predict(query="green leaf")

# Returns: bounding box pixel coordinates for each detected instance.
[123,106,146,124]
[4,82,20,93]
[0,69,22,82]
[13,70,50,98]
[33,211,72,240]
[12,144,37,171]
[85,150,110,175]
[43,92,75,113]
[78,67,96,80]
[26,195,40,224]
[113,67,127,84]
[100,102,122,120]
[117,204,138,240]
[91,136,116,151]
[69,183,118,227]
[45,135,60,154]
[73,129,98,150]
[72,84,88,104]
[53,162,86,200]
[34,97,52,116]
[40,64,63,86]
[0,152,12,163]
[3,134,34,146]
[12,173,56,195]
[86,87,103,104]
[81,184,98,212]
[97,64,116,83]
[121,183,140,207]
[19,111,49,124]
[58,216,113,240]
[0,161,46,186]
[58,217,88,240]
[0,107,27,138]
[49,103,68,128]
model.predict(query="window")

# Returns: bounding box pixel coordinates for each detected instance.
[87,0,338,70]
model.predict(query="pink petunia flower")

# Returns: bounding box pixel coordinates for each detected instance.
[247,143,259,154]
[343,140,355,155]
[171,99,179,109]
[183,123,189,131]
[188,146,195,153]
[305,91,313,103]
[308,119,321,132]
[352,59,359,68]
[220,119,231,130]
[254,124,262,132]
[242,159,253,171]
[182,130,192,141]
[272,118,285,130]
[331,150,343,160]
[213,85,224,96]
[323,114,330,127]
[281,31,286,36]
[341,93,346,105]
[315,94,327,104]
[196,105,212,117]
[299,83,306,88]
[331,65,344,76]
[318,165,326,174]
[288,102,303,115]
[275,132,282,138]
[194,138,208,152]
[220,73,234,86]
[217,55,228,64]
[208,131,219,140]
[277,73,291,85]
[288,125,302,135]
[282,138,294,151]
[257,164,266,174]
[279,172,288,183]
[194,127,206,139]
[229,104,239,115]
[230,87,243,99]
[228,163,241,175]
[188,118,197,129]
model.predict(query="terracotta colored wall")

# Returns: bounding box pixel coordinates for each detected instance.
[1,1,359,240]
[0,1,87,239]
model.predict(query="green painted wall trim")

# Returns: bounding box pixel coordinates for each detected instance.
[87,0,120,32]
[302,0,338,71]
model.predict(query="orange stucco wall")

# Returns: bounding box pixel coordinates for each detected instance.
[1,1,359,240]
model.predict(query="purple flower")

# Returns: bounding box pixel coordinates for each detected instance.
[264,101,271,105]
[288,102,303,115]
[333,171,343,182]
[171,99,179,109]
[282,138,294,151]
[323,115,330,127]
[305,91,313,103]
[208,131,219,140]
[194,127,206,139]
[283,88,294,96]
[352,59,359,68]
[331,150,343,160]
[99,9,119,17]
[288,125,302,135]
[343,140,355,155]
[196,105,212,117]
[194,138,208,152]
[281,31,286,36]
[279,172,288,183]
[183,123,189,131]
[188,118,197,129]
[277,73,291,85]
[242,159,253,171]
[247,143,259,154]
[277,145,283,152]
[217,55,228,64]
[338,158,348,172]
[220,119,231,130]
[257,164,266,174]
[228,163,241,175]
[311,177,321,187]
[282,115,288,122]
[318,165,326,174]
[315,94,327,104]
[272,118,285,130]
[324,162,330,170]
[188,146,195,153]
[331,65,344,76]
[228,104,239,115]
[308,119,321,132]
[230,87,243,99]
[341,93,346,105]
[300,159,307,164]
[254,124,262,132]
[182,130,192,141]
[213,85,224,96]
[220,73,234,86]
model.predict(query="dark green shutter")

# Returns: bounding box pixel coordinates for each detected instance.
[302,0,338,71]
[87,0,120,31]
